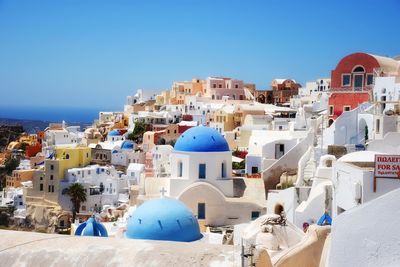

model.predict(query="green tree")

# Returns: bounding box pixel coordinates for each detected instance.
[4,157,19,175]
[65,183,87,222]
[127,121,146,143]
[19,142,29,152]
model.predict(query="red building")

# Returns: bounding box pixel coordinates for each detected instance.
[328,52,400,125]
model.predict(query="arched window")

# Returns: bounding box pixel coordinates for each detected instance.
[352,66,365,90]
[352,66,365,72]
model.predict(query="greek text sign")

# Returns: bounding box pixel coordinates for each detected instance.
[374,155,400,178]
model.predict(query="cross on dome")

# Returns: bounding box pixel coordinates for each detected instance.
[160,187,167,197]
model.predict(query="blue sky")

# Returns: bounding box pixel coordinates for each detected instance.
[0,0,399,110]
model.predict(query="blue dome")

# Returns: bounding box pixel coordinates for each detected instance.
[108,130,121,136]
[121,140,135,150]
[75,217,108,237]
[126,198,202,242]
[174,126,230,152]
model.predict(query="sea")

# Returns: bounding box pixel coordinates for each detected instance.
[0,106,105,123]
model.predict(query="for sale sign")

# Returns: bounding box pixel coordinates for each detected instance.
[374,155,400,192]
[374,155,400,178]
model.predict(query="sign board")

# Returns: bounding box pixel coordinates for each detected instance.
[374,155,400,192]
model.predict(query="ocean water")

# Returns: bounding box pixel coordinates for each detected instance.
[0,106,106,123]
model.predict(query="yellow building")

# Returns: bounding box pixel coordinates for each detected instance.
[28,146,92,203]
[213,107,235,132]
[52,146,92,177]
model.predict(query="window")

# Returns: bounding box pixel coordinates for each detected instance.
[178,161,183,177]
[50,175,53,180]
[218,84,222,88]
[353,66,365,72]
[235,84,239,88]
[367,74,374,85]
[40,176,43,181]
[221,162,226,178]
[51,185,54,192]
[198,203,206,219]
[376,119,380,133]
[251,211,260,220]
[48,185,51,192]
[40,184,43,191]
[251,166,258,174]
[343,106,351,112]
[353,74,363,89]
[19,202,23,206]
[86,153,89,158]
[342,74,351,86]
[50,164,54,170]
[213,84,216,88]
[198,164,206,179]
[329,105,334,116]
[65,154,69,159]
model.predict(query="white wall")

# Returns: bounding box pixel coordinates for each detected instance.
[328,188,400,267]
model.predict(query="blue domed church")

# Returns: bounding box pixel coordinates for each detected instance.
[139,126,265,227]
[126,197,202,242]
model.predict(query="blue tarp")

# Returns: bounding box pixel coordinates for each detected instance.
[317,213,332,225]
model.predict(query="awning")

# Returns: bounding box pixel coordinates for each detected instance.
[232,156,244,163]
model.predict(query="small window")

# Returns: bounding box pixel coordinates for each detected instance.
[50,174,54,180]
[19,202,23,206]
[251,166,258,174]
[376,119,380,133]
[251,211,260,220]
[65,154,69,159]
[40,184,43,191]
[198,203,206,219]
[329,105,334,116]
[48,185,51,192]
[342,74,351,86]
[343,106,351,112]
[221,162,226,178]
[367,74,374,85]
[218,84,222,88]
[50,164,54,170]
[178,162,183,177]
[199,164,206,179]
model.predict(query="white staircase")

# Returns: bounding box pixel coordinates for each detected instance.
[302,148,316,186]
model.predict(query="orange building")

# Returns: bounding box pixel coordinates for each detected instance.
[6,169,34,188]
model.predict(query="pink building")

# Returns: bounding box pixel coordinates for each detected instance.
[206,77,246,100]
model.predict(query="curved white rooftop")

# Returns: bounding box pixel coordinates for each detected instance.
[338,151,386,163]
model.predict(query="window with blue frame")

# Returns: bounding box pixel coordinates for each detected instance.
[198,203,205,219]
[199,164,206,179]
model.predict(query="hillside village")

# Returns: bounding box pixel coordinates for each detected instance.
[1,52,400,266]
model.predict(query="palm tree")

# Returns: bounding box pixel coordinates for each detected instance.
[66,183,87,222]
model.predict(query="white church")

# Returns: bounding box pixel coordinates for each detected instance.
[138,126,266,226]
